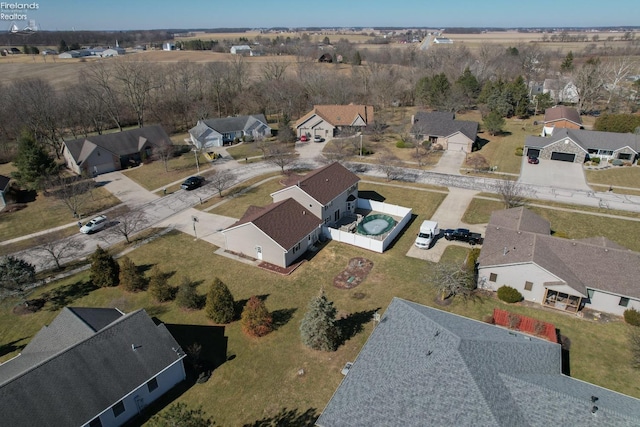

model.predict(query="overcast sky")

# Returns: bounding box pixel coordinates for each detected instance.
[6,0,639,31]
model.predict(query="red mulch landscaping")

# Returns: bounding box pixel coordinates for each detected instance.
[334,257,374,289]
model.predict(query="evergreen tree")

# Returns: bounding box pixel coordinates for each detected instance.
[352,50,362,66]
[119,256,145,292]
[205,278,235,323]
[560,51,574,73]
[241,296,273,337]
[300,290,341,351]
[483,111,506,136]
[58,39,68,53]
[455,67,481,102]
[148,266,174,302]
[507,76,530,118]
[276,113,296,143]
[11,132,58,190]
[89,246,119,288]
[175,276,201,310]
[0,256,36,295]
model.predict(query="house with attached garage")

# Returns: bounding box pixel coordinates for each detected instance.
[409,111,478,153]
[541,105,583,136]
[62,125,173,176]
[189,115,271,150]
[295,104,374,140]
[0,307,186,427]
[317,297,640,426]
[478,207,640,316]
[525,128,639,163]
[222,162,359,267]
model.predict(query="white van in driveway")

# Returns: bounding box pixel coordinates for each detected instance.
[415,220,439,249]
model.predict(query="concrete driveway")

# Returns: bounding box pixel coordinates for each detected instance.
[432,150,466,175]
[519,157,591,191]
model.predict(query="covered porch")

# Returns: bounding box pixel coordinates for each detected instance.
[543,284,585,313]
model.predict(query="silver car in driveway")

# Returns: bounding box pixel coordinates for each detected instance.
[80,215,108,234]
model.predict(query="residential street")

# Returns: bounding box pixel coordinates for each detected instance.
[6,142,640,272]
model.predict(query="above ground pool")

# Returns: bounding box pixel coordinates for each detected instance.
[357,214,396,236]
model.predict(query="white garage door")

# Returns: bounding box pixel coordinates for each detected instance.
[448,141,468,152]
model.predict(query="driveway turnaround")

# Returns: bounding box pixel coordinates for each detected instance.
[406,187,486,263]
[519,157,591,192]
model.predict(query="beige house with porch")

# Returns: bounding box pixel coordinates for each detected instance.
[478,207,640,316]
[295,105,374,140]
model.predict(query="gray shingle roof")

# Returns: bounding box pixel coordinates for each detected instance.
[526,128,640,154]
[316,298,640,426]
[202,114,269,134]
[64,125,172,164]
[295,162,360,205]
[410,111,479,141]
[227,198,322,249]
[479,208,640,299]
[0,308,184,427]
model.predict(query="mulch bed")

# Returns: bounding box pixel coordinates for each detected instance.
[258,260,305,276]
[334,257,374,289]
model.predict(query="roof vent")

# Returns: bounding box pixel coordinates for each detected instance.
[591,406,598,415]
[426,350,433,356]
[434,330,440,337]
[591,396,599,403]
[303,210,306,215]
[572,242,576,246]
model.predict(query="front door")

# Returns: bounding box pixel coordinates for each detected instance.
[255,245,263,260]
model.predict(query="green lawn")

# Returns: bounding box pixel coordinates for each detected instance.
[3,176,640,425]
[0,187,120,242]
[226,142,266,160]
[122,150,207,191]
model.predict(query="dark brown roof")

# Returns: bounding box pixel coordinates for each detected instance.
[294,162,360,205]
[543,106,582,126]
[228,198,322,249]
[480,208,640,299]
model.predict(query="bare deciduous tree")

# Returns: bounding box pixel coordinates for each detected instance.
[466,154,490,172]
[266,144,297,173]
[208,169,237,197]
[433,262,476,301]
[412,142,431,167]
[113,58,159,127]
[376,151,401,181]
[153,143,175,173]
[494,179,529,209]
[108,207,147,244]
[33,235,84,270]
[48,174,95,217]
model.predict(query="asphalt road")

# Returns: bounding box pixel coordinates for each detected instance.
[10,152,640,273]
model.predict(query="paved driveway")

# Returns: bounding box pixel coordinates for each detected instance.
[519,157,591,191]
[433,150,466,174]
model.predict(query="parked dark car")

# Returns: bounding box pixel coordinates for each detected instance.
[443,228,482,245]
[527,155,539,164]
[181,176,205,190]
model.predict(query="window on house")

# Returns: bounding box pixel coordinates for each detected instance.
[618,153,632,160]
[587,289,594,300]
[147,377,158,393]
[524,281,533,291]
[88,418,103,427]
[112,401,125,417]
[489,273,497,282]
[620,297,630,307]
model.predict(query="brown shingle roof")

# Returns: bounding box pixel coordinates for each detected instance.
[480,208,640,299]
[228,198,322,249]
[296,105,374,128]
[294,162,360,205]
[543,106,582,126]
[489,207,551,235]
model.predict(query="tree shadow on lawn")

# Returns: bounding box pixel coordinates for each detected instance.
[132,322,228,426]
[0,338,27,358]
[45,280,99,311]
[242,407,319,427]
[358,190,385,202]
[473,137,491,151]
[272,307,297,330]
[337,308,381,346]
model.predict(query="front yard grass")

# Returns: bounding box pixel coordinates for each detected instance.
[2,222,639,425]
[225,142,266,160]
[585,166,640,190]
[461,111,543,175]
[463,197,640,252]
[0,186,120,242]
[122,150,207,191]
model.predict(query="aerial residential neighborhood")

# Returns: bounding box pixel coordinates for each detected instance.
[1,3,640,425]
